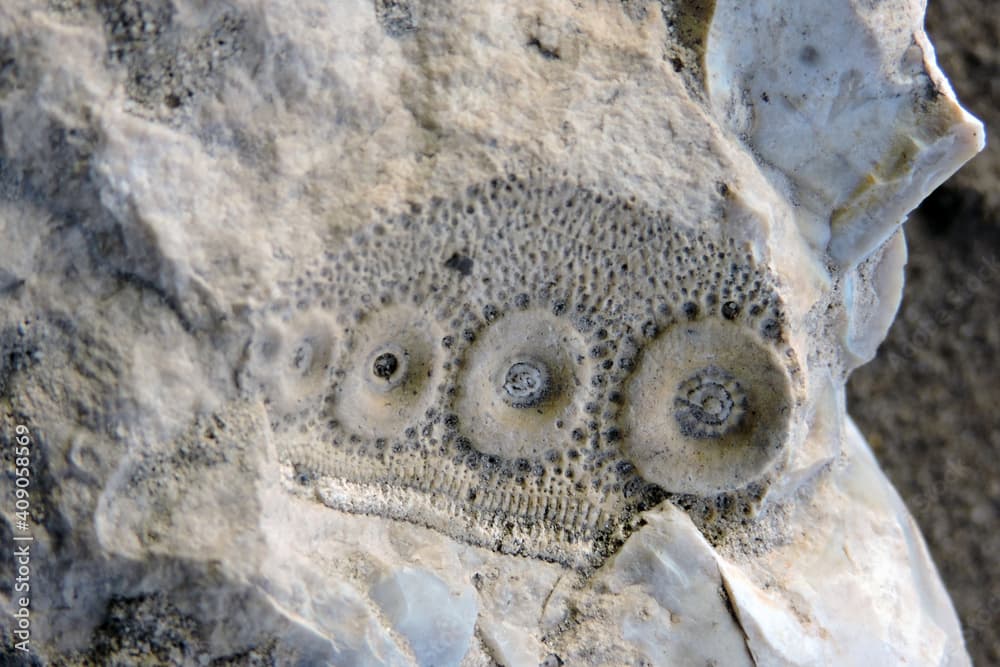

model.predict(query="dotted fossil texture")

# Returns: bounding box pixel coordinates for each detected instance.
[253,172,802,567]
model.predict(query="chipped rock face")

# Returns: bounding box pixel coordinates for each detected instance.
[0,0,984,666]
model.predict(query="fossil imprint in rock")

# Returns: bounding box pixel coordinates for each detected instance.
[0,0,986,665]
[252,176,804,567]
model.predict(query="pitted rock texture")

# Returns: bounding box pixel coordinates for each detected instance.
[247,174,802,567]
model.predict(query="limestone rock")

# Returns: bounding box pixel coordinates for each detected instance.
[0,0,983,665]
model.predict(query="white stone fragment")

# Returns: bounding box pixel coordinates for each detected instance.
[715,419,968,666]
[599,507,755,667]
[370,568,478,667]
[707,0,985,264]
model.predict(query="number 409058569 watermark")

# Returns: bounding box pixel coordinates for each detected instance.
[9,424,33,653]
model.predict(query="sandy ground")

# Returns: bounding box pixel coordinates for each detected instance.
[846,0,1000,664]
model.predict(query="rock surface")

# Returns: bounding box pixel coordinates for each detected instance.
[0,0,984,665]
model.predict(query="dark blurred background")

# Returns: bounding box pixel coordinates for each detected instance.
[846,0,999,664]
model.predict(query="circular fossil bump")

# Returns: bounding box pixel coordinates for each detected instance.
[673,366,746,438]
[373,352,399,379]
[500,358,552,408]
[366,343,409,392]
[243,311,337,417]
[453,309,590,460]
[620,319,796,495]
[330,306,441,439]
